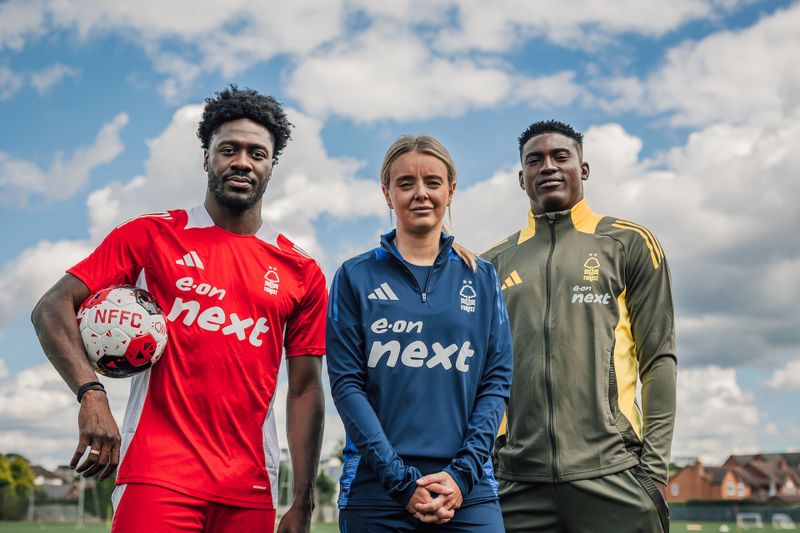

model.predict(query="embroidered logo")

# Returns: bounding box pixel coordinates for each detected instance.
[368,282,399,301]
[583,253,600,282]
[460,280,476,313]
[264,267,280,295]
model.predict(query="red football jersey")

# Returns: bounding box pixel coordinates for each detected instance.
[68,205,327,508]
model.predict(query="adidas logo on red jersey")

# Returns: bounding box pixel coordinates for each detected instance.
[176,251,204,269]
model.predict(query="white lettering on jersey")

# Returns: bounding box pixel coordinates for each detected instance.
[166,297,270,347]
[370,318,424,334]
[176,277,226,301]
[571,286,612,305]
[367,340,474,372]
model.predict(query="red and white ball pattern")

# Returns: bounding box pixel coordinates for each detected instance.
[77,286,168,378]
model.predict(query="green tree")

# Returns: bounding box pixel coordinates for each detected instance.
[0,455,15,519]
[315,471,336,523]
[0,454,35,520]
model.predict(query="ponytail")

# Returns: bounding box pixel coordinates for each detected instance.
[442,225,477,272]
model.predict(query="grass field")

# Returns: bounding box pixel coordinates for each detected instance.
[0,521,791,532]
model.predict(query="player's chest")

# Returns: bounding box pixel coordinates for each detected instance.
[498,234,625,312]
[145,233,301,321]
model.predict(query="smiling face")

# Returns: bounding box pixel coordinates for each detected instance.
[383,151,455,238]
[204,118,275,211]
[519,132,590,214]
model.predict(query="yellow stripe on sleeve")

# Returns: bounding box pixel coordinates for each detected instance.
[611,222,661,269]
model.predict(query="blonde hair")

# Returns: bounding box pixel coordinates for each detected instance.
[380,135,477,271]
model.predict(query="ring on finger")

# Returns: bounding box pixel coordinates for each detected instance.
[89,449,100,456]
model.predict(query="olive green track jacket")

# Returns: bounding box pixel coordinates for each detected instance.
[482,199,677,484]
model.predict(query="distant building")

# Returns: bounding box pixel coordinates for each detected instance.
[668,452,800,504]
[31,465,77,500]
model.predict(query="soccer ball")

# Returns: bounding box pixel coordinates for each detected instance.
[77,286,168,378]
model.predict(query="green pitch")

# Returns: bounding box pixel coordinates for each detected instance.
[0,521,788,532]
[0,525,110,533]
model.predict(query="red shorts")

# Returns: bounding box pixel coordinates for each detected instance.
[111,483,276,532]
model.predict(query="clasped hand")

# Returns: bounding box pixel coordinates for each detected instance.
[405,472,464,525]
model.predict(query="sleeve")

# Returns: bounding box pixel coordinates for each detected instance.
[443,268,513,497]
[67,217,158,294]
[325,265,421,506]
[625,229,677,483]
[284,261,327,357]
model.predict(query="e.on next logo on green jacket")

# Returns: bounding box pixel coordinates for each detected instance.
[571,285,612,305]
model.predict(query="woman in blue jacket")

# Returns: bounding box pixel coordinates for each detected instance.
[327,135,513,532]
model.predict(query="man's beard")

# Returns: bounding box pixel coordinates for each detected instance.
[207,168,269,210]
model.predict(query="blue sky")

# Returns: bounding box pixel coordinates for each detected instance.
[1,0,799,468]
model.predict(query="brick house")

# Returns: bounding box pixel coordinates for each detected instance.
[668,452,800,503]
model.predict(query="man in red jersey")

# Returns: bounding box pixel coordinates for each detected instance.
[31,86,327,533]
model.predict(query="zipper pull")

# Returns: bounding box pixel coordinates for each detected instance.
[422,293,427,302]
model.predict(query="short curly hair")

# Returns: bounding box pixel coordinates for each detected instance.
[518,120,583,159]
[197,85,293,162]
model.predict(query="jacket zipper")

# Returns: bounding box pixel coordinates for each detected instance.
[382,240,444,303]
[544,216,559,481]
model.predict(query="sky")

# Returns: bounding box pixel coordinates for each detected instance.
[0,0,798,470]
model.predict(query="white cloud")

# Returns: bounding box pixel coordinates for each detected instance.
[672,366,760,464]
[29,64,81,94]
[450,166,530,253]
[434,0,743,53]
[0,240,92,330]
[287,26,509,122]
[287,24,583,122]
[595,3,800,128]
[35,0,344,103]
[0,0,47,51]
[0,63,80,101]
[0,360,129,469]
[765,360,800,391]
[0,113,128,204]
[0,66,24,101]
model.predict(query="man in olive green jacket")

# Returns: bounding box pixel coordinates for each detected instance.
[483,120,676,533]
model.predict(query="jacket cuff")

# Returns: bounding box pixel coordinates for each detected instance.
[443,464,471,500]
[392,466,422,506]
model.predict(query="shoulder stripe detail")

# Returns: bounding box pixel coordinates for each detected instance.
[116,212,172,229]
[292,245,311,258]
[615,219,664,260]
[611,221,662,269]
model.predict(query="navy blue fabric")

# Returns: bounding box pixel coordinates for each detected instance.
[327,230,513,510]
[340,499,505,532]
[404,262,432,290]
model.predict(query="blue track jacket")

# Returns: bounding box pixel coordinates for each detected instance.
[327,231,513,509]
